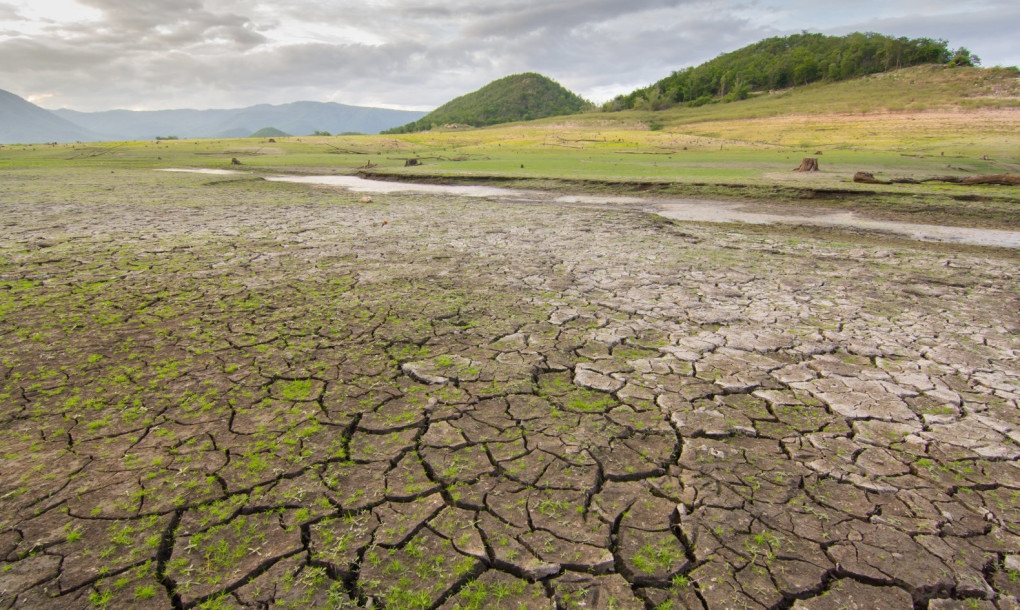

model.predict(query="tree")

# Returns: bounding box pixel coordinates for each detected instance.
[605,32,967,114]
[949,47,981,67]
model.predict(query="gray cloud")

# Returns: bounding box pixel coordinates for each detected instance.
[820,2,1020,67]
[64,0,267,51]
[0,0,1013,112]
[0,2,21,20]
[457,0,689,38]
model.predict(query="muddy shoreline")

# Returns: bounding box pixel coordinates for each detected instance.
[258,171,1020,249]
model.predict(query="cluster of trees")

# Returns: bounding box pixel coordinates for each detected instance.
[608,32,981,111]
[384,73,591,134]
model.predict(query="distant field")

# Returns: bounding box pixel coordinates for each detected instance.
[1,65,1018,229]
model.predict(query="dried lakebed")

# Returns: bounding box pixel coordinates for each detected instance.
[1,168,1019,609]
[259,172,1020,250]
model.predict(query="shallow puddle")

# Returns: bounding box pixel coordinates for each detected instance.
[162,170,1020,249]
[158,168,244,175]
[264,174,524,198]
[653,200,1020,249]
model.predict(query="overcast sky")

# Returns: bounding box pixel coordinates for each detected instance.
[1,0,1017,112]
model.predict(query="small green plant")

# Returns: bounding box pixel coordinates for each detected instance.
[134,585,157,600]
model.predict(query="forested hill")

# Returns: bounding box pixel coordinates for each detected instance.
[610,32,981,111]
[384,73,590,133]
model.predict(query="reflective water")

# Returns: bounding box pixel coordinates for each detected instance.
[158,168,243,175]
[653,201,1020,249]
[264,175,523,198]
[161,170,1020,249]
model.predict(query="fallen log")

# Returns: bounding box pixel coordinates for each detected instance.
[324,143,369,155]
[961,174,1020,186]
[556,136,607,143]
[853,172,887,184]
[854,172,1020,186]
[920,174,1020,185]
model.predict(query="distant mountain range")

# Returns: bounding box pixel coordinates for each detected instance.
[0,89,100,143]
[0,89,427,144]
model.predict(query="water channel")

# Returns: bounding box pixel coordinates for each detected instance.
[160,170,1020,249]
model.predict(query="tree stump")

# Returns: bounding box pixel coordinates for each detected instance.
[793,157,819,172]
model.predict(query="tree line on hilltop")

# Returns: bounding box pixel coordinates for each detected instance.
[607,32,981,111]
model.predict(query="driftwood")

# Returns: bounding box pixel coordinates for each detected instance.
[852,172,885,183]
[854,172,1020,186]
[556,136,607,143]
[926,174,1020,186]
[793,157,819,172]
[324,143,369,155]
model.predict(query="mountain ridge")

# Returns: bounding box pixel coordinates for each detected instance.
[52,101,426,141]
[0,89,427,143]
[0,89,101,144]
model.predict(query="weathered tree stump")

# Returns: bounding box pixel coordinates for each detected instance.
[793,157,819,172]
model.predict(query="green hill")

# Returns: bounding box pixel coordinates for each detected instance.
[250,127,291,138]
[593,64,1019,129]
[611,32,982,111]
[384,73,590,134]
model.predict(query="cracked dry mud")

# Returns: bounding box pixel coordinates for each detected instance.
[1,170,1019,609]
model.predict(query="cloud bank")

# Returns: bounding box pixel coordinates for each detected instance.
[0,0,1015,111]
